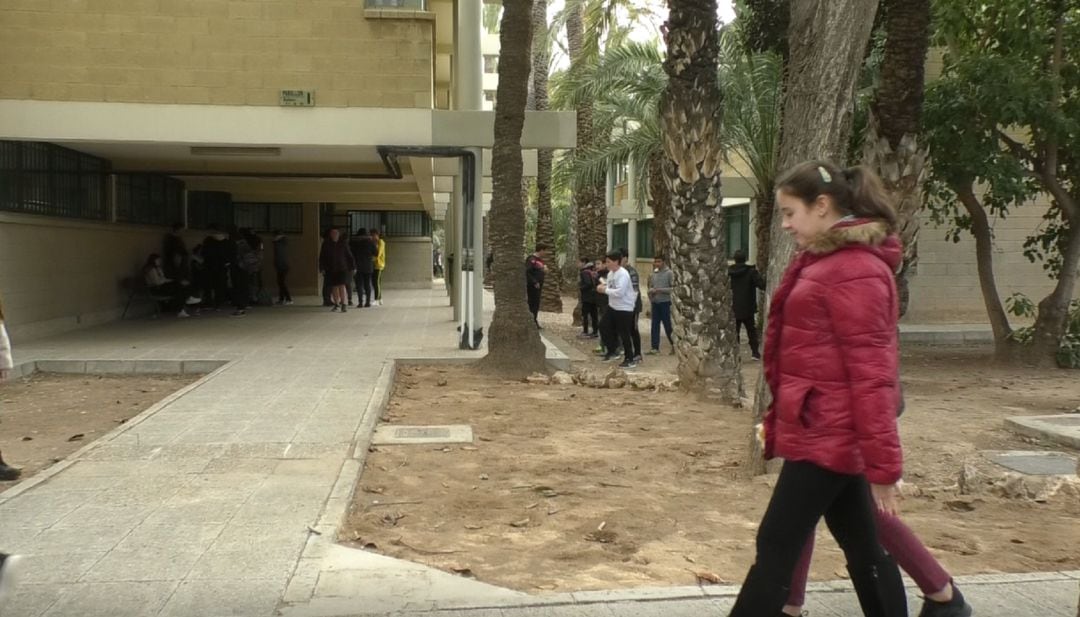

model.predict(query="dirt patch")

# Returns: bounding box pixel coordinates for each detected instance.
[0,372,199,482]
[342,319,1080,593]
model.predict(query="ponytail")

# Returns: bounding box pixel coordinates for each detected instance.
[776,160,897,233]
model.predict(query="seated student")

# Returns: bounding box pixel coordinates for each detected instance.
[143,253,200,318]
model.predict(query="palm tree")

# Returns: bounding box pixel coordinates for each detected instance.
[530,0,561,312]
[659,0,742,403]
[861,0,931,317]
[482,0,547,376]
[553,35,783,263]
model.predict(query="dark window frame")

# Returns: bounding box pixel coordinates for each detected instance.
[0,140,109,221]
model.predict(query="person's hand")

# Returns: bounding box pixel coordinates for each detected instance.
[870,483,901,516]
[534,283,540,289]
[597,283,607,294]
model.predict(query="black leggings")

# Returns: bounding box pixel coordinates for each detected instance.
[729,461,907,617]
[612,309,636,363]
[581,301,599,334]
[355,271,374,306]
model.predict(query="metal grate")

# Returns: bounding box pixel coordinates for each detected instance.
[115,174,184,226]
[0,141,108,220]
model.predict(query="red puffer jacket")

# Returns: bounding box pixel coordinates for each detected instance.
[762,219,903,485]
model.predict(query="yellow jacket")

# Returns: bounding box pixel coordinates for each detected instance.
[375,238,386,270]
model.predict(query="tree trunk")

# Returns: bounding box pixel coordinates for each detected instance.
[481,0,546,377]
[567,3,608,269]
[954,182,1017,361]
[863,0,930,318]
[647,151,672,258]
[659,0,741,404]
[530,0,561,313]
[753,190,775,273]
[1027,214,1080,367]
[746,0,880,474]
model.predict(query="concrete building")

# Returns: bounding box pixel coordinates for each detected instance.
[0,0,575,342]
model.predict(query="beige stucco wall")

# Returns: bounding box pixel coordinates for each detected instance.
[0,214,168,340]
[0,1,434,108]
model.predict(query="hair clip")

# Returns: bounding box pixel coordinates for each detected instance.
[817,166,832,183]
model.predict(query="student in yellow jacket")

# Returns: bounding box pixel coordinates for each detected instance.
[372,230,386,306]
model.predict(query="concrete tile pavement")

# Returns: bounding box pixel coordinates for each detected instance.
[1,285,1075,616]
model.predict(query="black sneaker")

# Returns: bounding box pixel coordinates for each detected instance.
[633,355,643,363]
[331,305,340,312]
[0,553,24,605]
[618,360,638,369]
[341,305,347,313]
[231,309,246,317]
[602,353,619,362]
[0,463,21,482]
[918,584,973,617]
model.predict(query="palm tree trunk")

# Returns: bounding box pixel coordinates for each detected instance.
[567,3,608,268]
[659,0,741,404]
[481,0,546,376]
[531,0,561,313]
[647,151,672,258]
[753,190,775,274]
[863,0,930,318]
[746,0,881,474]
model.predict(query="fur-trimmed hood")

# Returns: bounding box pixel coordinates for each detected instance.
[805,218,902,272]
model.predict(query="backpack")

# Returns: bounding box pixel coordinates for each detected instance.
[237,240,260,273]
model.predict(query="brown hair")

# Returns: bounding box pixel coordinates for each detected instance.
[775,160,897,232]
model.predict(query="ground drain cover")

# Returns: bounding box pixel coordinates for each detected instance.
[372,424,473,445]
[987,451,1077,476]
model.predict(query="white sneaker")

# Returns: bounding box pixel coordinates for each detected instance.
[184,296,201,305]
[177,309,190,318]
[0,554,24,606]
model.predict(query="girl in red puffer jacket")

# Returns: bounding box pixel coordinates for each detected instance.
[730,161,909,617]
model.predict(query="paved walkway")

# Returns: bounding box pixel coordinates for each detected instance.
[0,287,1075,617]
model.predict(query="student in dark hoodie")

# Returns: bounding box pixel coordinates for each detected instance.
[272,230,292,305]
[201,224,230,310]
[729,250,766,360]
[619,248,643,363]
[577,257,599,338]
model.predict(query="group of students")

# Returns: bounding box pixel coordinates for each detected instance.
[318,227,386,313]
[569,248,658,369]
[142,223,294,318]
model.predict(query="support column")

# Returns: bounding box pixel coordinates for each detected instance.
[626,160,638,262]
[628,219,638,264]
[605,165,615,252]
[452,173,464,322]
[455,0,483,348]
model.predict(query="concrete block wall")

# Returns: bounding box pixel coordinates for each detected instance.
[380,237,433,289]
[0,213,169,340]
[904,193,1076,323]
[0,0,434,107]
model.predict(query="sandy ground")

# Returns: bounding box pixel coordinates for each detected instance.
[342,304,1080,593]
[0,373,199,482]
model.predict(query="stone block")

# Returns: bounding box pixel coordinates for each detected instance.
[35,360,87,374]
[1006,414,1080,450]
[84,360,135,374]
[133,360,183,374]
[960,452,1080,502]
[371,424,473,445]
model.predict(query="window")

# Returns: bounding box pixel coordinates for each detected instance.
[615,162,629,185]
[348,210,432,238]
[187,191,233,230]
[725,203,750,260]
[611,222,628,255]
[483,54,499,74]
[483,90,497,105]
[115,174,184,226]
[0,141,108,220]
[233,202,304,233]
[365,0,427,9]
[637,219,654,259]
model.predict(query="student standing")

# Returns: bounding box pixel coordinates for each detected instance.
[350,228,377,308]
[272,230,292,305]
[597,250,637,369]
[525,244,549,329]
[618,248,643,362]
[729,161,907,617]
[201,224,230,310]
[729,250,766,360]
[578,257,599,338]
[372,229,386,306]
[647,255,674,354]
[162,222,190,280]
[320,228,355,312]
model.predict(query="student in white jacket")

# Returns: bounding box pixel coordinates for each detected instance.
[0,297,24,606]
[597,250,639,369]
